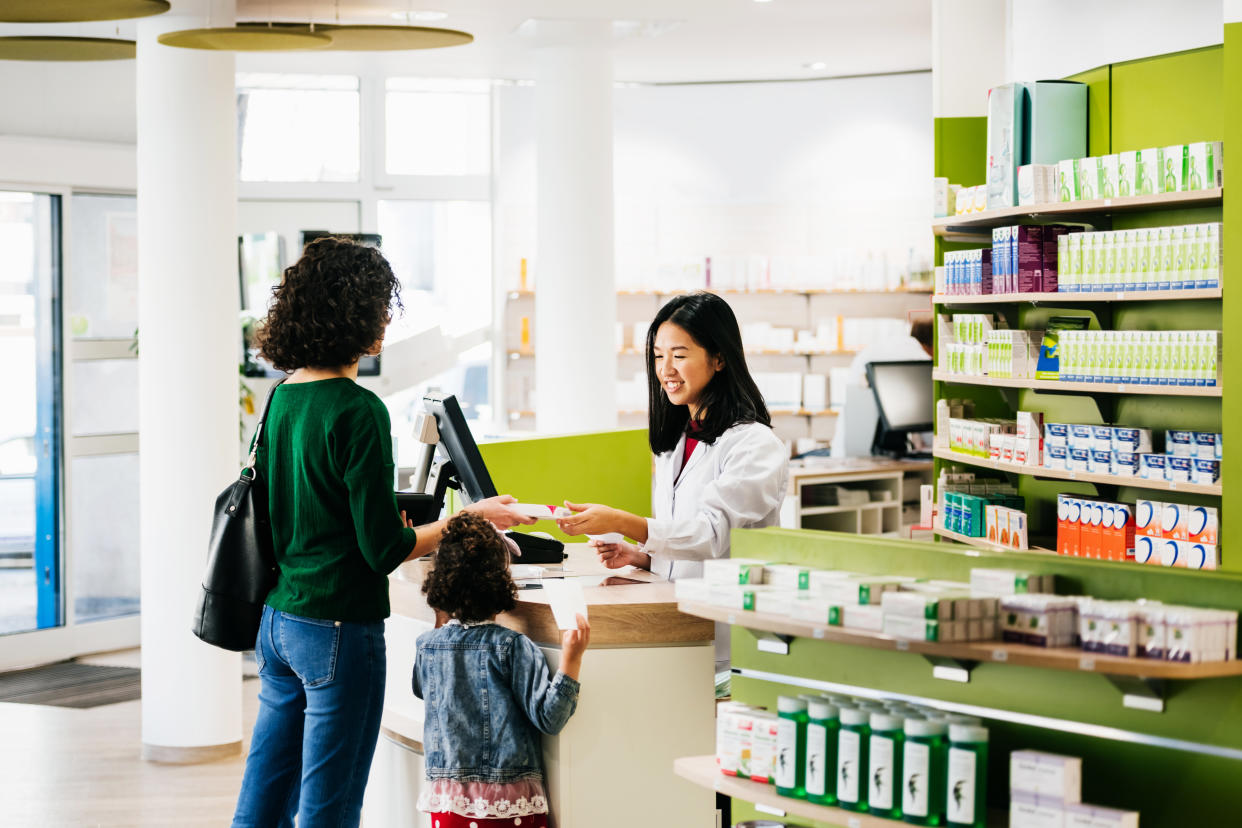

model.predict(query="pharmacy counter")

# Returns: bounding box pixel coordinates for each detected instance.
[363,545,717,828]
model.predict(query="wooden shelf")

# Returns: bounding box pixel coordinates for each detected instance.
[802,501,898,516]
[933,370,1223,397]
[508,286,932,298]
[674,755,949,828]
[931,188,1224,239]
[933,525,1056,555]
[678,601,1242,679]
[934,287,1222,305]
[931,447,1223,496]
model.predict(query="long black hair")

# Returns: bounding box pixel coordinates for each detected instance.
[646,292,771,454]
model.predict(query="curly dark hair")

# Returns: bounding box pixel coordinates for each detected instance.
[253,237,403,371]
[423,512,517,624]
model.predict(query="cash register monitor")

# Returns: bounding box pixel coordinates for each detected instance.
[422,391,499,503]
[865,360,934,458]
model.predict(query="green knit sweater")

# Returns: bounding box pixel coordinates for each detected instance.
[256,378,416,622]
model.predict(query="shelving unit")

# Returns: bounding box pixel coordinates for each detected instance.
[932,525,1055,555]
[932,447,1222,496]
[931,188,1223,241]
[934,287,1222,304]
[789,459,933,535]
[679,600,1242,680]
[933,369,1223,397]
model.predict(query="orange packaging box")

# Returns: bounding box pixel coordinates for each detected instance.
[1081,501,1104,559]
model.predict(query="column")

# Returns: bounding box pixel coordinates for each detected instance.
[534,21,618,433]
[136,0,243,761]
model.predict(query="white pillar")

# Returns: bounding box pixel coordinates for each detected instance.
[137,0,243,761]
[932,0,1009,119]
[534,21,618,434]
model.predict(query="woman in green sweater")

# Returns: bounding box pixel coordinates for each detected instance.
[231,237,533,828]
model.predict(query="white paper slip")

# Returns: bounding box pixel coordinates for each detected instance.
[510,564,547,581]
[543,578,589,630]
[587,532,624,544]
[512,503,573,519]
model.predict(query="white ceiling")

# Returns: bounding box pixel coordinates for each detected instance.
[229,0,932,83]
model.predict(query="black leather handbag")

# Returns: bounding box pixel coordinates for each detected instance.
[192,378,286,651]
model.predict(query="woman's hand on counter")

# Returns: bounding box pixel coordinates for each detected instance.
[465,494,538,531]
[589,539,650,571]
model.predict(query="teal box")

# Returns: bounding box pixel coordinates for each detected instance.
[1020,80,1088,166]
[986,83,1025,210]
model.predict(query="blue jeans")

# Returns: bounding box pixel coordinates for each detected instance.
[232,605,387,828]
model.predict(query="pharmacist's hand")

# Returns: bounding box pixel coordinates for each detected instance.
[466,495,537,531]
[556,501,620,536]
[400,510,416,529]
[560,614,591,680]
[589,539,648,570]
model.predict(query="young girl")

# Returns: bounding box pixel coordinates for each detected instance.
[414,512,590,828]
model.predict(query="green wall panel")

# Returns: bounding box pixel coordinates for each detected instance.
[1110,46,1224,152]
[1224,23,1242,576]
[934,116,987,185]
[726,528,1242,825]
[474,428,651,543]
[1066,65,1112,156]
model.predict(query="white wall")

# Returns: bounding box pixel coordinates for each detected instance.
[1009,0,1223,81]
[0,59,135,145]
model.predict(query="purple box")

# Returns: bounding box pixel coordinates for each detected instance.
[1041,225,1072,293]
[980,247,993,294]
[1015,225,1045,294]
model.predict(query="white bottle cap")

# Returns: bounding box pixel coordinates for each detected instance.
[808,699,839,720]
[949,724,990,744]
[870,713,903,732]
[839,707,871,726]
[778,696,808,714]
[904,718,948,737]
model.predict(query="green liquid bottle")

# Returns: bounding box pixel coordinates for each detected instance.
[804,699,839,806]
[775,697,809,799]
[945,724,989,828]
[903,718,948,826]
[869,713,904,819]
[836,707,871,812]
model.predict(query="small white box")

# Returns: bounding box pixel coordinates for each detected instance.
[1064,803,1140,828]
[1010,750,1083,802]
[703,558,768,585]
[1010,791,1067,828]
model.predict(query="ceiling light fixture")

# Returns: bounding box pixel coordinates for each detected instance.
[805,61,827,71]
[0,36,136,61]
[158,26,332,52]
[0,0,168,23]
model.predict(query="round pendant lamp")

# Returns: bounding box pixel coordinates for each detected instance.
[233,22,472,52]
[0,36,136,61]
[314,24,472,51]
[158,26,331,52]
[0,0,169,23]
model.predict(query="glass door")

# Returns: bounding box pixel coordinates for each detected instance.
[0,191,61,635]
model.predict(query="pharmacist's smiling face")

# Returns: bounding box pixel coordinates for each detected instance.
[653,321,722,414]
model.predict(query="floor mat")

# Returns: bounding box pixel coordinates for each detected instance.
[0,662,141,708]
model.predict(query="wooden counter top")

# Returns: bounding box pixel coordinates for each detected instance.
[390,543,714,647]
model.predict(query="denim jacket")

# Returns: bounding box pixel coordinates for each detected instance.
[412,621,581,783]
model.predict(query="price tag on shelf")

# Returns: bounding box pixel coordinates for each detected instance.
[1080,656,1096,671]
[813,627,825,639]
[1069,471,1077,480]
[1103,198,1113,207]
[849,819,863,828]
[1116,384,1128,392]
[727,614,736,626]
[1116,292,1126,300]
[992,649,1008,662]
[1169,481,1178,490]
[897,640,910,651]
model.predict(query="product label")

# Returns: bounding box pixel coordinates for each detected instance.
[946,747,977,824]
[869,735,895,809]
[902,741,931,817]
[806,723,828,796]
[838,729,861,803]
[776,718,797,789]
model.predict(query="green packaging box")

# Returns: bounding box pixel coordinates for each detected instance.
[1117,150,1138,197]
[1056,159,1079,201]
[1158,144,1187,193]
[1135,147,1160,195]
[1076,157,1102,200]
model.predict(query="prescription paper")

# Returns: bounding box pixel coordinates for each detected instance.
[543,578,589,630]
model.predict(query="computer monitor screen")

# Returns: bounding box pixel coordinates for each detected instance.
[865,360,933,455]
[423,391,498,504]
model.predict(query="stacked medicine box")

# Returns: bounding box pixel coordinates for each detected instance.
[1057,330,1221,386]
[1057,222,1221,292]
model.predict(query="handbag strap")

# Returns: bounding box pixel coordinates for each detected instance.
[245,377,288,472]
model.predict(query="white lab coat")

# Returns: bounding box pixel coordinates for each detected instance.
[641,421,789,670]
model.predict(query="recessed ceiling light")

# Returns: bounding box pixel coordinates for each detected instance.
[805,61,827,70]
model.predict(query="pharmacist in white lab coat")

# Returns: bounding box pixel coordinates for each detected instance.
[556,293,789,668]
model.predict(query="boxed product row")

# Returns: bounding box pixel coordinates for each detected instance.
[1054,497,1138,562]
[945,417,1042,465]
[717,694,993,825]
[1048,142,1223,202]
[1056,223,1221,292]
[1010,750,1139,828]
[1045,447,1221,485]
[1045,423,1220,460]
[941,491,1029,550]
[1078,599,1236,662]
[1134,500,1220,570]
[1057,330,1221,387]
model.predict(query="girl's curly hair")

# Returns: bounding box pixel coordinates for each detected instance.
[423,512,517,624]
[254,237,403,372]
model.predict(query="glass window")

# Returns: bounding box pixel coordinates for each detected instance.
[385,78,491,176]
[237,73,360,183]
[0,191,60,635]
[70,360,139,436]
[66,194,136,339]
[70,453,139,623]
